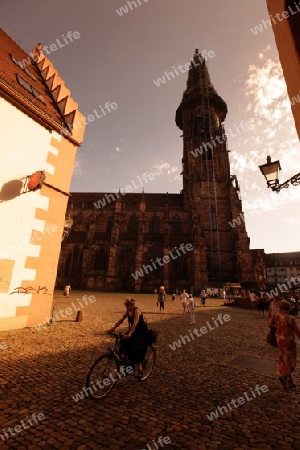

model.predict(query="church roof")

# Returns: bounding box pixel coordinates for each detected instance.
[266,252,300,266]
[70,192,185,209]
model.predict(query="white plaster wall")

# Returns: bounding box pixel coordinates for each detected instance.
[0,98,57,319]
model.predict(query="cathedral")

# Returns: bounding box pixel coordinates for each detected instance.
[56,50,258,294]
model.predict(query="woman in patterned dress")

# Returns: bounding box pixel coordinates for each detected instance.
[269,300,300,389]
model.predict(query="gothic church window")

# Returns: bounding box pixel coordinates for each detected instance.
[64,246,82,277]
[118,248,135,279]
[94,249,108,271]
[128,215,138,233]
[171,254,187,280]
[107,216,114,233]
[172,215,182,233]
[193,115,210,139]
[150,215,160,233]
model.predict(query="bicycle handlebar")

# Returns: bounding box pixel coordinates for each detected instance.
[106,331,123,339]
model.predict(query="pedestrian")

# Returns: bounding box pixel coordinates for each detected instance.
[180,289,189,314]
[290,296,297,316]
[267,295,280,319]
[200,290,206,306]
[264,292,271,311]
[107,297,148,378]
[188,294,196,324]
[268,299,300,389]
[157,286,166,313]
[256,292,265,315]
[63,283,71,298]
[249,290,256,311]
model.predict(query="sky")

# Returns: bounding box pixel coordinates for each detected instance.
[1,0,300,253]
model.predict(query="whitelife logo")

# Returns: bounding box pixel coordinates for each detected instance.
[206,384,269,421]
[250,2,300,35]
[34,295,96,331]
[72,366,133,402]
[169,314,231,351]
[153,50,215,87]
[93,172,155,209]
[131,243,193,280]
[20,31,81,68]
[141,435,171,450]
[191,121,252,158]
[0,412,45,442]
[116,0,150,17]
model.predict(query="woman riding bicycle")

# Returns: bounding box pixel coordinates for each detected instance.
[107,297,147,378]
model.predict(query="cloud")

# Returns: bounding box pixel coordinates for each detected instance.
[230,46,300,210]
[150,159,180,181]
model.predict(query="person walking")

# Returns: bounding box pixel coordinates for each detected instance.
[188,294,196,324]
[255,292,264,315]
[157,286,166,312]
[268,300,300,389]
[200,290,206,306]
[63,283,71,298]
[180,290,189,314]
[249,290,256,311]
[267,295,280,319]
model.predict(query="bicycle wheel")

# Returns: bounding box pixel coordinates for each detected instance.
[139,346,156,381]
[86,353,119,400]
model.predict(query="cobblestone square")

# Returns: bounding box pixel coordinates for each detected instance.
[1,292,300,450]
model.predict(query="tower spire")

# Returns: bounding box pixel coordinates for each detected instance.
[176,49,227,130]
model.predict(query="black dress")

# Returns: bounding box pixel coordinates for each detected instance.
[120,308,147,364]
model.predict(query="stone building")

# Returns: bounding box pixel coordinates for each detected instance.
[57,50,256,293]
[266,0,300,141]
[0,29,85,330]
[266,251,300,288]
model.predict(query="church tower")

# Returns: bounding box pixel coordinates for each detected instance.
[176,49,254,285]
[57,49,257,294]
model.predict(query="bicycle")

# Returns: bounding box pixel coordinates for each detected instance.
[86,332,156,400]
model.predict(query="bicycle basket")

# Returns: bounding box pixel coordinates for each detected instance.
[146,328,158,344]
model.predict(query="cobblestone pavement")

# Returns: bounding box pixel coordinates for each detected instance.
[1,292,300,450]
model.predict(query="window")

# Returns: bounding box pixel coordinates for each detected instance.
[64,246,82,277]
[94,249,108,271]
[193,115,211,140]
[171,215,182,233]
[16,73,31,92]
[11,54,36,80]
[106,216,114,233]
[128,215,138,233]
[150,215,160,233]
[16,74,46,105]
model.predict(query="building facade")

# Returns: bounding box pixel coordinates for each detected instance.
[266,252,300,288]
[57,50,256,294]
[0,29,85,330]
[266,0,300,141]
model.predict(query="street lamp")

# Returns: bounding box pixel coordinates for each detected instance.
[259,156,300,193]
